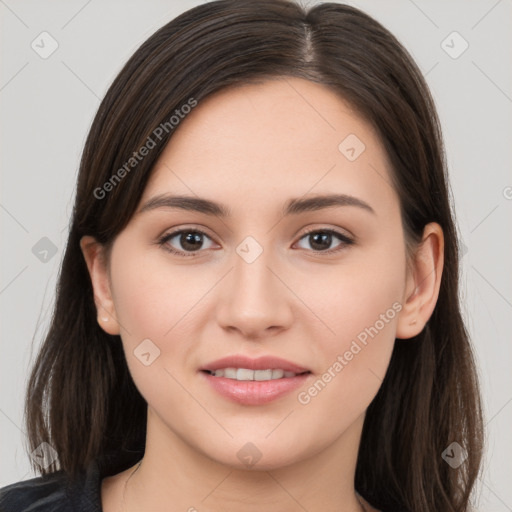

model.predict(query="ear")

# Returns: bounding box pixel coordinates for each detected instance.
[396,222,444,339]
[80,235,120,336]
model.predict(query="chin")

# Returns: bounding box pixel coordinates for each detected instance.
[200,437,310,472]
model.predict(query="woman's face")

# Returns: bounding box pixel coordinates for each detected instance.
[87,77,418,470]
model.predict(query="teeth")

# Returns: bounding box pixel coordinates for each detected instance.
[210,367,302,381]
[272,369,284,379]
[237,368,254,381]
[255,369,272,381]
[223,368,237,379]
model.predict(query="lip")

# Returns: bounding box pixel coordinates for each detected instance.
[201,355,310,373]
[200,355,312,405]
[201,371,311,405]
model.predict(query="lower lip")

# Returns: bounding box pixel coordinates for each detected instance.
[200,371,311,405]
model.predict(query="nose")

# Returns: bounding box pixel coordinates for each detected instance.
[215,244,294,340]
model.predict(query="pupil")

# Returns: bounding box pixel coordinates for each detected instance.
[310,232,331,251]
[181,232,203,251]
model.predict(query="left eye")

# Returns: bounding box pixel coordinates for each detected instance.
[295,229,353,253]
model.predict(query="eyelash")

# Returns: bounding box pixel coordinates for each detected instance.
[157,227,354,258]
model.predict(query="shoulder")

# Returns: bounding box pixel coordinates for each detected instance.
[0,462,102,512]
[0,471,73,511]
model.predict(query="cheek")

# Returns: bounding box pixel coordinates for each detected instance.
[110,250,207,341]
[295,242,405,411]
[304,238,405,343]
[108,250,210,397]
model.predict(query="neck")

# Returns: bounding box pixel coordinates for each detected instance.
[106,408,369,512]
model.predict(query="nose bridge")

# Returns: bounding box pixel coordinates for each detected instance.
[215,236,292,336]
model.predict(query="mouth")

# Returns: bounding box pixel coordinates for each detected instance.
[202,368,310,380]
[200,355,312,405]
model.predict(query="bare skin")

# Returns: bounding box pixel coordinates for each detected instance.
[81,77,444,512]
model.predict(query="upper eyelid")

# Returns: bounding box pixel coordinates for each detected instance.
[161,225,352,238]
[299,226,353,240]
[159,224,216,240]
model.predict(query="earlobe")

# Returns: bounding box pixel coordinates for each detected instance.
[395,222,444,340]
[79,235,121,336]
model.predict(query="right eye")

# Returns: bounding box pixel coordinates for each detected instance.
[157,229,217,257]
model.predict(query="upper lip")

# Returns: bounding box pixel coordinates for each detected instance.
[201,355,310,374]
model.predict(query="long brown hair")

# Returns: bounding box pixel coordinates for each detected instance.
[24,1,484,510]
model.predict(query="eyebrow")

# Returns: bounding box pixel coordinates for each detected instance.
[137,193,376,217]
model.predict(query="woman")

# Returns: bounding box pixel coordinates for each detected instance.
[0,1,483,511]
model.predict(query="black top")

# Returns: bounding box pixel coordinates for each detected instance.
[0,461,408,512]
[0,462,102,512]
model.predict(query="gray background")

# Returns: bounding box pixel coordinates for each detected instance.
[1,0,511,510]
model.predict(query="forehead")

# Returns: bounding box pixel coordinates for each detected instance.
[141,77,398,218]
